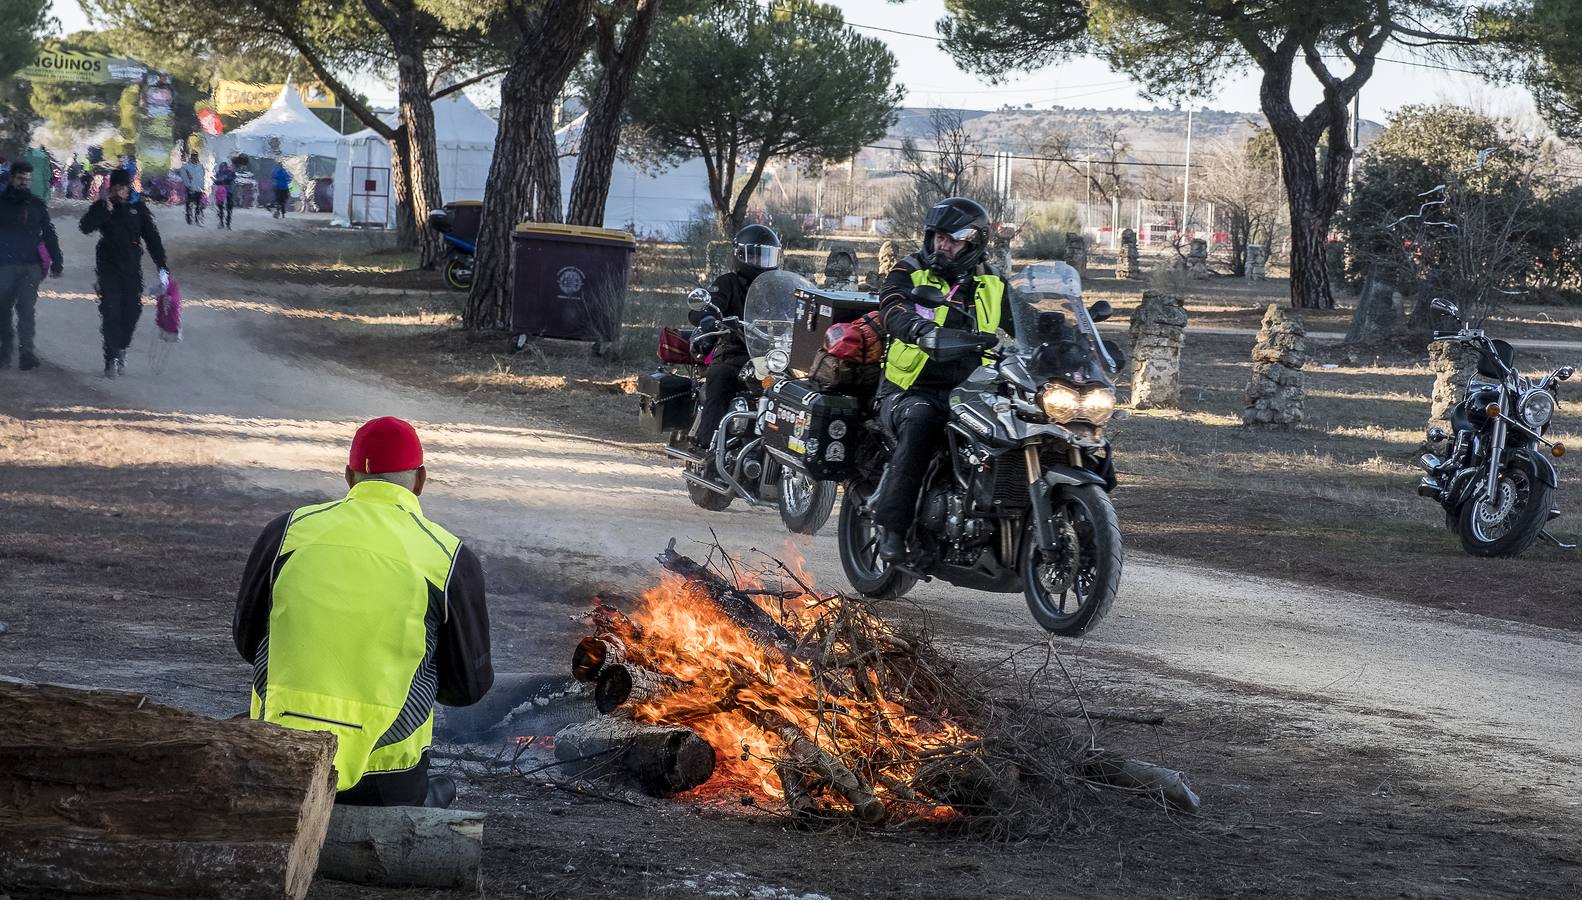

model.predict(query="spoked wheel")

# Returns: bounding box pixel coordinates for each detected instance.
[1020,484,1123,636]
[836,481,917,600]
[778,471,836,535]
[444,257,473,291]
[685,464,734,511]
[1457,467,1551,557]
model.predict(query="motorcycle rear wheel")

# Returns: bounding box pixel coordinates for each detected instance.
[1020,484,1122,636]
[778,472,836,535]
[1457,468,1550,557]
[837,482,917,600]
[444,257,473,291]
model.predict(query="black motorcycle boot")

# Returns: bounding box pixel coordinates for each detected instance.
[19,350,39,371]
[878,527,909,563]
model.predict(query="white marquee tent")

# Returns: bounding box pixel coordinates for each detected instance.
[555,114,713,238]
[202,79,343,170]
[331,92,499,227]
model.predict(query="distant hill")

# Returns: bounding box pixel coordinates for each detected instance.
[861,106,1384,171]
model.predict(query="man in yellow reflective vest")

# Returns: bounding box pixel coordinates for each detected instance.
[235,416,493,807]
[872,197,1014,563]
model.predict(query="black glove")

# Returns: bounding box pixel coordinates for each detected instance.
[916,326,997,358]
[696,314,720,333]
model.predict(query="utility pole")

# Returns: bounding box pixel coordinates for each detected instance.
[1182,105,1194,236]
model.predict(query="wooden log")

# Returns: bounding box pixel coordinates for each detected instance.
[776,761,821,821]
[553,717,716,797]
[594,662,682,714]
[0,679,335,900]
[1083,751,1201,813]
[317,805,485,890]
[750,709,885,824]
[656,539,798,657]
[437,672,595,742]
[573,634,628,682]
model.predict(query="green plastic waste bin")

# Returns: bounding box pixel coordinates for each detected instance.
[511,222,637,347]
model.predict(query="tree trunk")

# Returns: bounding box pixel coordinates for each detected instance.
[532,98,563,224]
[395,48,445,268]
[0,680,336,900]
[317,806,484,890]
[391,126,417,250]
[566,0,664,228]
[464,0,595,331]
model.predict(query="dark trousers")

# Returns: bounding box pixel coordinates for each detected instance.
[273,187,289,216]
[98,273,143,361]
[218,190,233,227]
[335,751,431,807]
[0,264,41,361]
[694,358,744,450]
[185,190,204,223]
[870,390,949,530]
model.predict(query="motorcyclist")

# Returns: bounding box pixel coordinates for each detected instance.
[871,197,1013,562]
[687,223,782,460]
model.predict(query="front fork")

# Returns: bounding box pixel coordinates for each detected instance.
[1483,414,1508,503]
[1025,444,1075,552]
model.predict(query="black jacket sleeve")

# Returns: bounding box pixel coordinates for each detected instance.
[235,512,290,662]
[139,205,168,270]
[878,256,941,344]
[78,200,110,235]
[38,201,61,274]
[435,544,493,707]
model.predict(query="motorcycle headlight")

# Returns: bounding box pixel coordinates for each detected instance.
[766,348,790,375]
[1521,390,1555,428]
[1040,384,1082,423]
[1079,389,1117,426]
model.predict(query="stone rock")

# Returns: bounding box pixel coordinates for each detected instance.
[1246,244,1268,283]
[1428,340,1482,424]
[1065,233,1087,275]
[1128,291,1188,409]
[1185,238,1210,280]
[822,246,859,290]
[1241,304,1307,426]
[1116,228,1141,280]
[877,239,898,277]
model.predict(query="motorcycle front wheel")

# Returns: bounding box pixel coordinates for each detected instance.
[837,481,917,600]
[1457,467,1551,557]
[444,257,473,291]
[1020,483,1123,636]
[778,472,837,535]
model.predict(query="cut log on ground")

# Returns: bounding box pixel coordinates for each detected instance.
[1083,751,1201,813]
[0,679,335,900]
[657,539,797,657]
[573,634,628,682]
[438,672,595,742]
[317,805,485,890]
[553,717,716,797]
[594,662,682,713]
[750,709,885,824]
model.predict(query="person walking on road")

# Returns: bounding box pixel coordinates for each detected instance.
[270,162,291,218]
[79,168,168,378]
[0,161,64,371]
[177,153,206,225]
[234,416,494,808]
[212,159,236,230]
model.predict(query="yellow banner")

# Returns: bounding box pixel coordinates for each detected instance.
[18,45,147,84]
[213,81,338,115]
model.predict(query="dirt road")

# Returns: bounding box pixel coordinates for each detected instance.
[6,203,1580,894]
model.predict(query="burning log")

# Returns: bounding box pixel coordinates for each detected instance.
[0,679,335,900]
[438,672,595,742]
[317,806,484,890]
[776,761,821,820]
[657,539,797,657]
[553,718,716,797]
[749,709,885,824]
[594,662,683,714]
[573,635,628,682]
[1083,751,1201,813]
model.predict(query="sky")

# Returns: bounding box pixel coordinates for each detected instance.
[47,0,1540,126]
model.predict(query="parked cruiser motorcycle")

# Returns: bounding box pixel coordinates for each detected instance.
[1416,298,1574,556]
[638,271,838,534]
[767,262,1127,636]
[427,209,475,290]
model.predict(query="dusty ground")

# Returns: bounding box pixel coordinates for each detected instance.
[3,206,1580,898]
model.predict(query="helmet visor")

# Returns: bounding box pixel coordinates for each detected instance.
[738,243,781,269]
[942,225,982,243]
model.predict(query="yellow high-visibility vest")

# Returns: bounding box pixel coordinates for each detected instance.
[883,268,1006,390]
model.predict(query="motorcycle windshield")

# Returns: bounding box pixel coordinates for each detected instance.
[1009,262,1113,387]
[740,269,811,359]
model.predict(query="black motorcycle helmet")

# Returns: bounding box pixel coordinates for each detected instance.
[733,223,782,273]
[922,197,990,280]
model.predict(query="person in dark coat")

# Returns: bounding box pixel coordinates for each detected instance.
[0,161,64,370]
[79,168,168,378]
[687,223,781,458]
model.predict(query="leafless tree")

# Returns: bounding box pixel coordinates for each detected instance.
[1199,136,1286,275]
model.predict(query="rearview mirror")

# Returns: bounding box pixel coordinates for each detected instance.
[1088,300,1113,323]
[1430,297,1460,319]
[1102,339,1128,373]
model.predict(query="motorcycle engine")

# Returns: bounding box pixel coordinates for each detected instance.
[921,488,984,544]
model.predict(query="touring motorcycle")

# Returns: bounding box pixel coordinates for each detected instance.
[638,271,838,534]
[1416,298,1574,556]
[765,262,1127,636]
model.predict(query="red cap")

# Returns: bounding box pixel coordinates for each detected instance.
[349,417,424,474]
